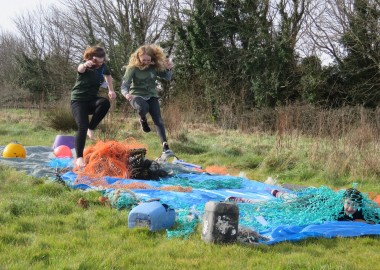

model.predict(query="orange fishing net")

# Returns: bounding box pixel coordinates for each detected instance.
[73,139,192,193]
[74,139,146,178]
[73,175,192,192]
[205,165,229,175]
[368,192,380,206]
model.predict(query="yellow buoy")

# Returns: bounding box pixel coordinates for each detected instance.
[2,142,27,158]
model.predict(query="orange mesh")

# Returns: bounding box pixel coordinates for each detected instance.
[205,165,229,175]
[368,192,377,200]
[73,176,192,192]
[74,139,146,178]
[73,139,191,193]
[374,195,380,206]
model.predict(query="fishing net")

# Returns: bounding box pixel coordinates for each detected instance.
[167,206,203,238]
[103,189,140,210]
[160,175,243,190]
[73,176,192,192]
[74,139,147,179]
[167,186,380,239]
[48,140,380,240]
[73,139,168,181]
[204,165,229,175]
[70,139,190,192]
[236,186,380,232]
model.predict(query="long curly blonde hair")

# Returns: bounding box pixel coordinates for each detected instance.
[127,44,167,71]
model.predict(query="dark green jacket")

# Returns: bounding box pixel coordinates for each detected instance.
[71,64,110,101]
[121,66,172,98]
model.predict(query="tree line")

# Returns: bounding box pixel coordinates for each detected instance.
[0,0,379,116]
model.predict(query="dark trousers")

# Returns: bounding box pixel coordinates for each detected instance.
[71,97,110,157]
[130,96,167,143]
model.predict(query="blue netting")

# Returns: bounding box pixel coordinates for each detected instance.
[48,158,74,169]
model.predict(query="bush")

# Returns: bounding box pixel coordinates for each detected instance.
[45,105,76,132]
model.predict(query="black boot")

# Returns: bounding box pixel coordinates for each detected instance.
[163,142,170,152]
[140,118,151,133]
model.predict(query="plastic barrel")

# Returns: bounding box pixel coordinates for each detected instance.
[201,201,239,243]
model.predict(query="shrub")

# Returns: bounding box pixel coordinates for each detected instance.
[45,106,76,132]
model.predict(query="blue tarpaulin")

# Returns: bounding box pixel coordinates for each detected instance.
[61,169,380,244]
[1,146,379,244]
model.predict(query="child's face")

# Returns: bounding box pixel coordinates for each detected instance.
[92,57,105,66]
[139,54,152,66]
[343,199,359,215]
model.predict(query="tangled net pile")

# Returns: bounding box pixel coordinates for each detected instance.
[167,186,380,239]
[72,139,191,192]
[74,139,147,179]
[238,186,380,231]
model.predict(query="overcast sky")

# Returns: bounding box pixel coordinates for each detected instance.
[0,0,59,32]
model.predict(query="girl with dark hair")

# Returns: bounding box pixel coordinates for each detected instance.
[71,46,117,168]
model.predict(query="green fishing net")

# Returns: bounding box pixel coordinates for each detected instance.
[238,186,380,231]
[167,186,380,238]
[105,190,139,210]
[161,176,243,190]
[166,208,201,239]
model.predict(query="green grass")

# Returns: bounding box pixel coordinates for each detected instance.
[0,166,379,269]
[0,108,380,269]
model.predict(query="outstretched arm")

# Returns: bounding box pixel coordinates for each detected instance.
[77,60,95,73]
[157,58,174,81]
[104,75,116,100]
[121,67,134,101]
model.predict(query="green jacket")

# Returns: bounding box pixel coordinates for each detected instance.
[71,64,111,101]
[121,66,172,98]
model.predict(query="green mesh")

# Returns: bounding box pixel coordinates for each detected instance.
[239,186,380,231]
[166,186,380,238]
[167,205,203,238]
[105,190,139,210]
[166,210,199,238]
[161,176,243,190]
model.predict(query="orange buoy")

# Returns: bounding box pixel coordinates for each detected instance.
[54,145,73,158]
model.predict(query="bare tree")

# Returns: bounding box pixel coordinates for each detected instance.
[304,0,380,66]
[57,0,173,79]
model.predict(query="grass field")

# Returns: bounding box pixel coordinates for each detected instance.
[0,108,379,269]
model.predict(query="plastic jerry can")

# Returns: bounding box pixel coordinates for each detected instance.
[128,200,176,231]
[201,201,239,243]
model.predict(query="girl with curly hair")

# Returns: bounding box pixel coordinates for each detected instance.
[71,46,117,168]
[121,44,174,155]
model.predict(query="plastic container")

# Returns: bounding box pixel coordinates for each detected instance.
[201,201,239,243]
[52,135,75,149]
[128,200,176,231]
